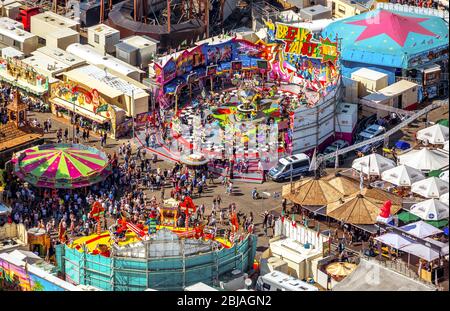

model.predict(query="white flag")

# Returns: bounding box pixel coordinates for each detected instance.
[309,148,317,172]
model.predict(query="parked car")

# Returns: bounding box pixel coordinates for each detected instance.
[318,140,350,167]
[355,124,386,155]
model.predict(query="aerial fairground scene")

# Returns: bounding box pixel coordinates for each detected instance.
[0,0,449,297]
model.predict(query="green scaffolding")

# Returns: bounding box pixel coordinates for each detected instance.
[55,235,257,291]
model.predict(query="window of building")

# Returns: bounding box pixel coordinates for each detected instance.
[13,40,21,48]
[94,34,100,44]
[338,5,346,15]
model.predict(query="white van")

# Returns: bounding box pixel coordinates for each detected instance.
[256,271,318,291]
[268,154,310,182]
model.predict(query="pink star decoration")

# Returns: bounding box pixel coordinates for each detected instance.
[346,10,436,47]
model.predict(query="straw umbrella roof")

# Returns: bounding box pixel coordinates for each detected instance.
[283,177,344,206]
[327,173,361,196]
[326,188,402,225]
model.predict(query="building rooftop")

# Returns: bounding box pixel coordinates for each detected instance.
[379,79,418,96]
[301,4,331,15]
[22,51,69,78]
[36,46,85,68]
[66,43,144,77]
[351,68,388,80]
[116,41,139,53]
[87,23,119,36]
[46,27,79,39]
[64,65,148,98]
[339,0,374,10]
[122,35,159,49]
[0,17,35,42]
[1,46,24,58]
[31,11,80,29]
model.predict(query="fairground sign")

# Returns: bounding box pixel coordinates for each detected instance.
[272,23,339,64]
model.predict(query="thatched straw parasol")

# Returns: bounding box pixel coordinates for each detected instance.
[282,177,344,206]
[327,173,361,196]
[326,262,357,280]
[326,187,402,225]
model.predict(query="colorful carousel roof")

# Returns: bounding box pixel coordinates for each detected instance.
[12,143,112,189]
[322,9,449,68]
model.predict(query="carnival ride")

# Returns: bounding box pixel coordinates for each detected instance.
[67,196,235,257]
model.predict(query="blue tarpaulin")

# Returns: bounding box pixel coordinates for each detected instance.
[395,141,411,150]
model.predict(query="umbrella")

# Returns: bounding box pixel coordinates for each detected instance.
[427,219,449,229]
[398,148,449,172]
[411,177,449,198]
[444,227,449,236]
[400,221,443,238]
[400,243,440,262]
[440,192,449,205]
[326,188,402,225]
[381,165,425,187]
[409,199,449,221]
[397,211,421,224]
[395,140,411,151]
[375,233,413,249]
[325,262,357,278]
[12,143,111,189]
[285,177,344,206]
[327,173,361,196]
[439,170,449,182]
[437,119,449,127]
[352,153,396,176]
[0,202,12,215]
[417,124,449,145]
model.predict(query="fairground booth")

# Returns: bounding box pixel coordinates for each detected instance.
[49,65,150,139]
[322,8,449,101]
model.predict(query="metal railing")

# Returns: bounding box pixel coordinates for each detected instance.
[317,99,449,164]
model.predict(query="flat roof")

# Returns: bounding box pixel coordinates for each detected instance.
[31,11,80,28]
[301,4,331,15]
[64,65,148,98]
[362,92,391,103]
[46,27,79,39]
[351,68,388,81]
[22,51,69,76]
[0,17,36,42]
[1,46,24,58]
[116,41,139,53]
[87,23,119,36]
[66,43,144,76]
[379,80,418,96]
[122,35,159,49]
[36,46,85,67]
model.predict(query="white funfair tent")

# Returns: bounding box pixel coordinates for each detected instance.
[381,165,425,187]
[417,124,449,145]
[439,170,449,182]
[409,199,449,221]
[400,221,443,238]
[397,148,449,172]
[375,232,413,249]
[440,192,449,205]
[443,141,449,152]
[411,177,449,198]
[352,153,396,176]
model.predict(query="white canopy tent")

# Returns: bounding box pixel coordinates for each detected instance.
[411,177,449,198]
[400,221,443,238]
[440,192,449,205]
[417,124,449,145]
[381,165,425,187]
[409,199,449,221]
[400,243,441,262]
[352,153,396,176]
[397,148,449,172]
[0,203,12,215]
[375,232,413,249]
[439,170,449,182]
[443,141,449,152]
